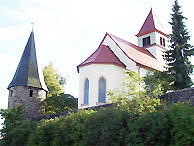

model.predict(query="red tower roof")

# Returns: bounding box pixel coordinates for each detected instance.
[136,9,168,37]
[77,44,126,72]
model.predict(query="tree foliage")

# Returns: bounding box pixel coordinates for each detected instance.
[144,71,175,98]
[0,106,37,146]
[109,70,145,102]
[44,93,78,115]
[42,63,65,97]
[109,70,161,115]
[164,0,194,89]
[42,63,77,115]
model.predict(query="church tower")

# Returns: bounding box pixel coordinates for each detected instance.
[136,9,169,65]
[7,30,48,119]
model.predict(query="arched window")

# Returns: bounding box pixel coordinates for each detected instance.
[84,79,89,104]
[99,77,106,103]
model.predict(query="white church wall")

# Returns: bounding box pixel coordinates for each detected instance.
[155,32,169,49]
[78,64,126,109]
[138,67,149,77]
[146,45,166,66]
[78,64,150,109]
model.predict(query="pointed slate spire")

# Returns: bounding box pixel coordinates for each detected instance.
[136,9,167,37]
[8,31,48,91]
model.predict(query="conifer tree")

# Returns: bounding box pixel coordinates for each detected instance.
[164,0,194,89]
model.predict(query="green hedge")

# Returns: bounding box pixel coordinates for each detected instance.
[1,102,194,146]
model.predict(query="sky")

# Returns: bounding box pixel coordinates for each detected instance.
[0,0,194,126]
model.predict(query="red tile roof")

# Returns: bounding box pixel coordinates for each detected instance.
[77,32,164,73]
[136,9,168,37]
[77,44,126,72]
[108,33,164,71]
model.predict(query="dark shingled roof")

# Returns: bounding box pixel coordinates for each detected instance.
[8,31,48,91]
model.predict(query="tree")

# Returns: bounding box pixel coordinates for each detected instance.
[44,93,78,115]
[164,0,194,89]
[144,71,175,98]
[43,63,65,97]
[42,63,77,114]
[109,70,145,103]
[108,71,161,115]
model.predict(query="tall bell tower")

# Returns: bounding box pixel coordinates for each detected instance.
[7,30,48,119]
[136,9,169,65]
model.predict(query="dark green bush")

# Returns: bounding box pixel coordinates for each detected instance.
[0,106,37,146]
[1,102,194,146]
[44,93,78,115]
[169,103,194,145]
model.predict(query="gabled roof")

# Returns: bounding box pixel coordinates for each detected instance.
[108,33,164,71]
[77,33,164,72]
[77,44,126,72]
[136,9,168,37]
[8,31,48,91]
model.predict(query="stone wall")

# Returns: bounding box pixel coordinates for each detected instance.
[33,88,194,121]
[8,86,46,119]
[159,87,194,105]
[33,103,116,121]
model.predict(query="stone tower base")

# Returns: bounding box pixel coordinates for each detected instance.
[8,86,46,119]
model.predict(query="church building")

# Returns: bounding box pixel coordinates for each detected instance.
[77,9,169,109]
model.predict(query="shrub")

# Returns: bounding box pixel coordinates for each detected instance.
[169,103,194,145]
[0,106,37,146]
[1,102,194,146]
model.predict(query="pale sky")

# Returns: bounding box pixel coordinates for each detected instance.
[0,0,194,126]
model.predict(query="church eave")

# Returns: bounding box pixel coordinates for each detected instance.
[136,29,169,38]
[77,62,126,73]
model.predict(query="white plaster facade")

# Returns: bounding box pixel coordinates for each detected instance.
[78,64,149,109]
[78,64,125,109]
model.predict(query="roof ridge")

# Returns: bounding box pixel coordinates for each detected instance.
[107,33,164,71]
[108,33,155,58]
[104,45,118,63]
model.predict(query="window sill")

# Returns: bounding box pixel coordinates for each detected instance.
[96,102,106,106]
[81,104,88,106]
